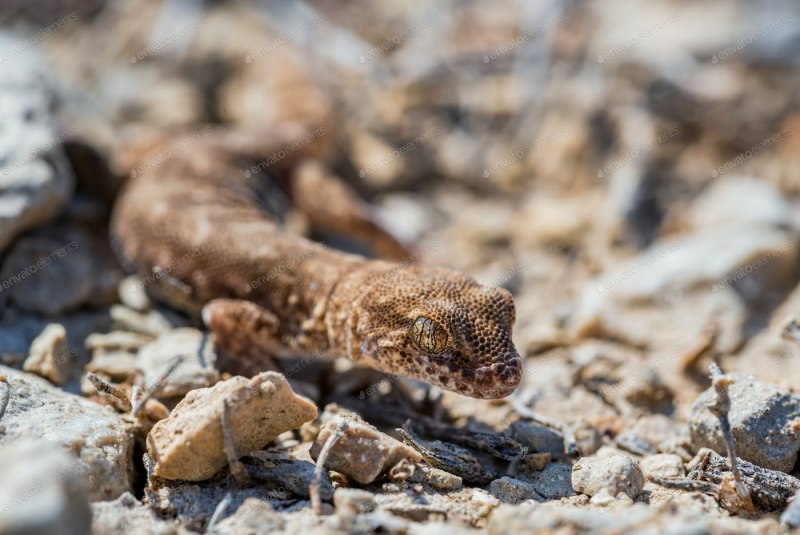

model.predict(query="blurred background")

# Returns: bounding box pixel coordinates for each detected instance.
[2,0,800,454]
[3,1,800,532]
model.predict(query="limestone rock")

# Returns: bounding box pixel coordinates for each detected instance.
[689,374,800,472]
[571,454,645,499]
[310,410,422,484]
[147,372,317,481]
[0,441,91,535]
[0,365,133,501]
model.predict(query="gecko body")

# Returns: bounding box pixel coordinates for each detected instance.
[111,128,522,399]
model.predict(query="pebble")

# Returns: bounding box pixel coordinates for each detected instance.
[411,465,463,490]
[571,454,645,499]
[0,365,133,500]
[147,372,317,481]
[689,373,800,472]
[0,34,74,254]
[310,410,422,485]
[23,323,71,385]
[0,441,91,535]
[91,492,176,535]
[138,328,219,398]
[489,476,545,504]
[687,176,794,231]
[510,420,565,459]
[334,488,377,516]
[525,462,575,500]
[209,498,285,534]
[639,454,685,480]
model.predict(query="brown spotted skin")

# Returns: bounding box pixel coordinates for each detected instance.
[111,128,522,399]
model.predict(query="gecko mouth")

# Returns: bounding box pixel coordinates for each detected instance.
[427,350,523,399]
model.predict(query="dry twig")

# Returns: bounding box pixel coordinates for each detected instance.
[707,364,755,514]
[207,491,232,531]
[221,399,249,487]
[311,418,347,515]
[131,355,184,417]
[87,372,132,412]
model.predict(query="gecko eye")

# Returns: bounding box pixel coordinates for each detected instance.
[412,316,448,354]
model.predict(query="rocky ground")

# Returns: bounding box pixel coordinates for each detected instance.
[2,1,800,534]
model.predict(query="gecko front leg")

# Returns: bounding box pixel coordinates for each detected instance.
[202,298,285,376]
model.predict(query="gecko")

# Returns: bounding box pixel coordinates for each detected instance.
[110,126,522,399]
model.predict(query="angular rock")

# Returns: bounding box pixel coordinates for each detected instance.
[91,492,176,535]
[511,421,565,459]
[210,498,284,534]
[0,365,133,500]
[525,462,575,500]
[410,465,463,490]
[138,328,219,398]
[572,454,645,499]
[147,372,317,481]
[689,374,800,472]
[489,476,544,504]
[0,441,91,535]
[334,488,377,516]
[0,34,74,254]
[23,323,71,384]
[640,454,685,480]
[310,410,421,485]
[1,224,121,315]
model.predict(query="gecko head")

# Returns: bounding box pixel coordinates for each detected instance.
[355,266,523,399]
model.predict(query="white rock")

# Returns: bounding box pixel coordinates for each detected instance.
[0,365,133,500]
[0,440,91,535]
[0,34,74,253]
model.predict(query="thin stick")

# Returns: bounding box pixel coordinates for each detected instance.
[87,373,131,412]
[207,491,232,531]
[708,364,754,512]
[782,317,800,345]
[132,355,183,417]
[0,376,9,421]
[510,390,578,457]
[311,419,347,515]
[649,475,719,494]
[221,399,249,487]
